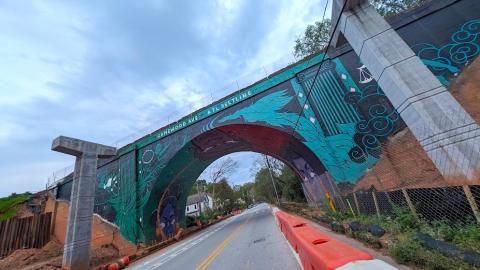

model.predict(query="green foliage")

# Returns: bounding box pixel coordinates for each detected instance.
[201,208,223,221]
[0,193,31,221]
[371,0,430,19]
[392,208,422,232]
[186,215,196,228]
[253,168,277,203]
[323,205,353,222]
[293,0,429,58]
[321,206,480,269]
[0,208,17,221]
[233,182,254,207]
[213,178,236,212]
[189,179,208,195]
[279,166,305,202]
[389,233,476,270]
[253,163,305,204]
[423,221,480,253]
[294,19,331,59]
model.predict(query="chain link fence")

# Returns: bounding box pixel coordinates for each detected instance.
[333,108,480,225]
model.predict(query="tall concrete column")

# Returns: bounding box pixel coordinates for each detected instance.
[52,136,116,270]
[332,0,480,181]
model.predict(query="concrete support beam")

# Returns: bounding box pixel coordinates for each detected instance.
[333,1,480,181]
[52,136,116,270]
[331,0,367,47]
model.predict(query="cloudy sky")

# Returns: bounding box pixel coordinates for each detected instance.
[0,0,329,197]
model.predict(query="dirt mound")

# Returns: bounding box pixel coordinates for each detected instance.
[90,244,120,267]
[0,239,119,270]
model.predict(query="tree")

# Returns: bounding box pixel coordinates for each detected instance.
[279,166,305,202]
[293,0,428,58]
[214,178,235,212]
[203,157,238,209]
[371,0,429,19]
[252,157,305,204]
[294,19,331,59]
[253,168,277,203]
[189,179,208,195]
[233,182,255,206]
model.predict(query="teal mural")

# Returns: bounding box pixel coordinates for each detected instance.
[83,0,480,244]
[413,19,480,86]
[95,153,138,242]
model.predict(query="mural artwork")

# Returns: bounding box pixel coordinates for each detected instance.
[79,0,480,244]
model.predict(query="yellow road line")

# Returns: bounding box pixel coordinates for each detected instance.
[195,217,249,270]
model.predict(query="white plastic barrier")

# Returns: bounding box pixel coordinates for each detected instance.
[336,259,398,270]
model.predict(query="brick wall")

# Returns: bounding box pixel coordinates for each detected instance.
[44,195,137,257]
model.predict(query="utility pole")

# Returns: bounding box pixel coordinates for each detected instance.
[264,155,280,206]
[196,180,201,215]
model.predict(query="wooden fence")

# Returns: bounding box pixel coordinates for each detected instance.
[0,212,52,258]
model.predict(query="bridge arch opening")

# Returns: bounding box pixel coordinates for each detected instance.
[140,123,340,243]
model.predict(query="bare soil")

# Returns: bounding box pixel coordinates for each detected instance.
[0,238,120,270]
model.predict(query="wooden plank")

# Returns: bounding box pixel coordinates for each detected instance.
[27,216,33,248]
[3,219,11,258]
[28,216,34,248]
[21,218,28,248]
[353,192,361,215]
[0,213,54,258]
[45,213,51,244]
[23,217,30,248]
[23,217,29,249]
[463,185,480,224]
[0,219,7,258]
[32,215,38,248]
[39,214,46,247]
[18,218,23,249]
[11,218,19,253]
[37,214,43,248]
[15,218,22,250]
[36,215,42,248]
[6,219,16,257]
[402,188,419,220]
[0,220,6,257]
[372,191,381,218]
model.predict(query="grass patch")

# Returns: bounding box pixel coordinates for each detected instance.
[389,233,477,270]
[0,193,31,220]
[320,205,480,269]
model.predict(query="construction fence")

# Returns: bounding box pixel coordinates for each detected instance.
[0,212,52,259]
[331,108,480,225]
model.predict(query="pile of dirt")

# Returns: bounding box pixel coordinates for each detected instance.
[0,239,120,270]
[0,239,62,270]
[90,244,120,267]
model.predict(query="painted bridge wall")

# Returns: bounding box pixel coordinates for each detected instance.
[88,0,480,244]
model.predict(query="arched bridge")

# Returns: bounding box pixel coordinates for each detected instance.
[55,0,480,246]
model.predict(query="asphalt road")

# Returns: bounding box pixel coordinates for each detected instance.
[128,203,301,270]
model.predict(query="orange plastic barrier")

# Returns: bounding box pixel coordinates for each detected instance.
[276,211,307,251]
[275,211,373,270]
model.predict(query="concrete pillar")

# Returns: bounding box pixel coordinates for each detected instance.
[332,0,480,181]
[51,136,116,270]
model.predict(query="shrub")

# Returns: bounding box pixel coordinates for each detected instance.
[389,233,476,270]
[186,215,196,228]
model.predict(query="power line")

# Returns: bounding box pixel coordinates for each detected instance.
[288,0,348,139]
